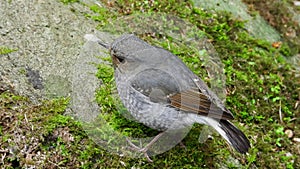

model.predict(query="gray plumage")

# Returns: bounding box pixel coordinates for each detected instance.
[90,34,250,154]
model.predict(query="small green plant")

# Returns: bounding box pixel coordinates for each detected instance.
[60,0,79,4]
[0,46,17,55]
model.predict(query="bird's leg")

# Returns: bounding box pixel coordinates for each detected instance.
[126,132,165,162]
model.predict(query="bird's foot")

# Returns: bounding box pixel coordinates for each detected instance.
[125,132,165,162]
[126,137,153,162]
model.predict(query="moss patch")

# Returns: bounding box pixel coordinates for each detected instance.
[0,46,17,55]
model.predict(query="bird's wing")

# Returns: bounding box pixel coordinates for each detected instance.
[130,68,180,104]
[130,68,234,120]
[168,87,234,120]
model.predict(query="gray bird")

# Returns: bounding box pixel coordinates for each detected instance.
[88,34,250,161]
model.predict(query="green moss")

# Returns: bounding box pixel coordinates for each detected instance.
[0,91,124,168]
[0,46,17,55]
[60,0,79,4]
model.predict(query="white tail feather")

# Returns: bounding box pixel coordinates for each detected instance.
[189,115,232,146]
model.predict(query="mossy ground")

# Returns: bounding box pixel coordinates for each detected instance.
[1,0,299,168]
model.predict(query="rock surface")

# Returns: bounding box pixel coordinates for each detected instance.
[0,0,99,102]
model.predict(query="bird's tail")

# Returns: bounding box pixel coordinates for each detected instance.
[194,116,250,154]
[218,119,250,154]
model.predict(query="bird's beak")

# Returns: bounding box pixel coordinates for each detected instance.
[88,36,120,69]
[97,41,109,49]
[84,34,109,49]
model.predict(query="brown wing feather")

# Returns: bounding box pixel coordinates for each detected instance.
[168,88,234,120]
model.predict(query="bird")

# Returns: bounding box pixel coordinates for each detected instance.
[85,34,250,161]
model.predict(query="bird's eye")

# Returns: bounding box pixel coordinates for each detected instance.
[112,54,126,65]
[116,56,125,63]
